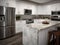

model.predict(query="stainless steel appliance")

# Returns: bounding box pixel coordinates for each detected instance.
[51,15,60,21]
[26,19,34,24]
[0,6,15,39]
[51,11,60,21]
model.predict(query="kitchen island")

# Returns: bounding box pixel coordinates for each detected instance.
[23,19,60,45]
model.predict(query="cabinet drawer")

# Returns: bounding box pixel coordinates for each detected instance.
[7,38,22,45]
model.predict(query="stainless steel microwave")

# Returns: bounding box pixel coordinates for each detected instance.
[51,11,60,15]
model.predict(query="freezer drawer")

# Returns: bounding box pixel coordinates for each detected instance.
[0,26,5,39]
[5,26,15,38]
[0,26,15,39]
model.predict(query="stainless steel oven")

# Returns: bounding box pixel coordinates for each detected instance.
[26,19,34,24]
[51,11,60,21]
[51,15,60,21]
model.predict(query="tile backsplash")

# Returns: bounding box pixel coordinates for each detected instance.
[16,15,51,20]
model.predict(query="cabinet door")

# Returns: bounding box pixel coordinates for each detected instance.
[0,6,4,15]
[5,7,15,26]
[7,38,22,45]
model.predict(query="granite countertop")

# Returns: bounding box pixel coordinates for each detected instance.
[26,19,60,30]
[0,32,22,45]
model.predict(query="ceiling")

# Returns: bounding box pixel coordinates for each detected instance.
[23,0,60,5]
[30,0,53,3]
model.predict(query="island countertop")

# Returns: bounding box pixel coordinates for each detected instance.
[26,19,60,30]
[23,19,60,45]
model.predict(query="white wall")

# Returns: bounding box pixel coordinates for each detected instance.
[37,3,60,15]
[16,0,38,15]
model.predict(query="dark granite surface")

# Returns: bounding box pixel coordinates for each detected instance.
[0,32,22,45]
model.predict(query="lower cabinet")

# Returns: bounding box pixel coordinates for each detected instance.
[0,32,23,45]
[7,38,22,45]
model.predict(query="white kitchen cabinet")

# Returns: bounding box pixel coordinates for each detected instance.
[23,27,38,45]
[23,26,57,45]
[23,19,60,45]
[0,0,16,7]
[7,38,22,45]
[0,0,7,6]
[0,32,22,45]
[7,0,16,7]
[16,20,26,33]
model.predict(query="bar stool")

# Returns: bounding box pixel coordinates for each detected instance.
[53,31,60,45]
[57,27,60,31]
[48,30,60,45]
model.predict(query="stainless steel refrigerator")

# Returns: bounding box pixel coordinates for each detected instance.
[0,6,15,39]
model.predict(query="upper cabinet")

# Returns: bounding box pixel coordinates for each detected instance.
[16,0,37,15]
[37,3,60,15]
[0,0,16,7]
[7,0,16,7]
[49,3,60,11]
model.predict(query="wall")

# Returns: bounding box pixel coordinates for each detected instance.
[37,3,60,15]
[16,0,38,15]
